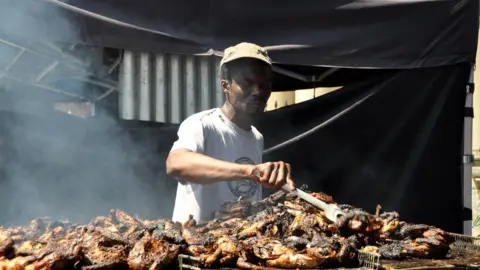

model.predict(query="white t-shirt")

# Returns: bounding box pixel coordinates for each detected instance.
[170,108,263,223]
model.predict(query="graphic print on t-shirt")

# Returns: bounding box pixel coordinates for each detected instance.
[228,157,260,198]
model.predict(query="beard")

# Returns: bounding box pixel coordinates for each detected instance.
[244,97,267,115]
[226,93,266,119]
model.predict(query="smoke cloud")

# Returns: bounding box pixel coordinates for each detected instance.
[0,0,176,226]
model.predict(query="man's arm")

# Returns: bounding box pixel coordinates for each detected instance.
[165,115,294,189]
[166,149,255,184]
[165,116,255,184]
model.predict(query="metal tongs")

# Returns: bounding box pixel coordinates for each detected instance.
[253,169,346,223]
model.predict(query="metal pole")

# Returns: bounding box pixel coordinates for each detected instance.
[463,63,475,235]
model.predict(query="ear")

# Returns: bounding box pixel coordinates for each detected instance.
[221,80,230,94]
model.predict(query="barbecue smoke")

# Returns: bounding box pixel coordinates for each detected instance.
[0,0,175,225]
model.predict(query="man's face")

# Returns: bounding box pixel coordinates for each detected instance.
[223,59,273,118]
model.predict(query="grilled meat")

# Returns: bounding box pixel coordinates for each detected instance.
[128,234,181,270]
[379,238,450,260]
[0,190,460,269]
[0,210,184,270]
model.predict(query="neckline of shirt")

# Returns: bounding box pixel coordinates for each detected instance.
[216,108,254,136]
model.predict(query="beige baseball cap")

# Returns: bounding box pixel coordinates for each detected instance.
[220,42,272,67]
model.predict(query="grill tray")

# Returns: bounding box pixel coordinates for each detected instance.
[178,233,480,270]
[178,250,379,270]
[178,253,375,270]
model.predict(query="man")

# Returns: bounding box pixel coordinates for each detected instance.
[166,42,296,223]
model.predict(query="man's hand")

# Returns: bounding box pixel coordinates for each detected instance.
[249,161,296,191]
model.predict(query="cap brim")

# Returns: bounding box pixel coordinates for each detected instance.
[220,54,272,67]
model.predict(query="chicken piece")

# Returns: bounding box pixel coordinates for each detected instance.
[288,212,332,238]
[207,228,232,239]
[422,228,455,245]
[88,216,120,236]
[306,233,361,267]
[0,228,10,243]
[396,223,431,240]
[251,189,287,211]
[306,234,340,263]
[380,212,400,232]
[110,209,140,228]
[191,218,241,235]
[45,242,85,269]
[284,201,316,215]
[246,238,318,268]
[36,226,69,244]
[237,215,276,239]
[5,240,84,270]
[182,215,197,228]
[339,204,356,212]
[0,255,43,270]
[247,206,284,222]
[237,256,265,269]
[16,240,47,256]
[252,238,292,260]
[284,236,310,250]
[378,240,410,259]
[214,211,247,221]
[150,221,185,245]
[214,200,251,220]
[181,226,216,257]
[201,235,239,267]
[29,218,51,233]
[337,209,382,238]
[127,234,181,270]
[181,226,213,245]
[337,236,359,266]
[378,237,450,260]
[415,237,451,258]
[107,210,144,240]
[0,238,15,259]
[264,224,281,238]
[72,226,130,267]
[375,211,400,242]
[310,192,336,204]
[1,227,29,243]
[265,251,320,269]
[247,210,293,239]
[218,218,249,231]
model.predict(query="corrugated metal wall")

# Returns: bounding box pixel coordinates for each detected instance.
[119,50,224,124]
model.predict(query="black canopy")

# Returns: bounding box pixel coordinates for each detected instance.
[0,0,477,232]
[17,0,480,68]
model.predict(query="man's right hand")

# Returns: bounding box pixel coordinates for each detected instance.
[248,161,296,191]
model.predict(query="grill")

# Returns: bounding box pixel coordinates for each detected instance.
[178,253,375,270]
[178,233,480,270]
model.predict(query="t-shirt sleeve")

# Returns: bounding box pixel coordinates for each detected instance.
[170,116,205,153]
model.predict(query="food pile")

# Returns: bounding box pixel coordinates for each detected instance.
[0,189,456,269]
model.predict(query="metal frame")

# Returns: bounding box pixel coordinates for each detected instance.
[463,64,475,235]
[0,37,119,104]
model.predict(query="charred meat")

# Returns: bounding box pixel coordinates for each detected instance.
[0,189,459,269]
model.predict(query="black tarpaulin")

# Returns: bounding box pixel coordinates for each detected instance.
[0,0,476,233]
[20,0,479,68]
[258,63,470,232]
